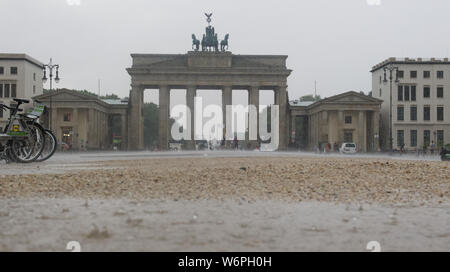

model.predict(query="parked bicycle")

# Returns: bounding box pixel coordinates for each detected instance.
[0,99,46,163]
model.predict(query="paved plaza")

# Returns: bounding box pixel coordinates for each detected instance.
[0,151,448,251]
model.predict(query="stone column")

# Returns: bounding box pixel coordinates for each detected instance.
[159,85,170,151]
[121,114,127,150]
[222,86,232,148]
[338,110,344,144]
[128,86,144,150]
[358,111,366,152]
[88,108,94,150]
[372,110,380,152]
[186,86,196,150]
[291,114,296,145]
[275,86,288,150]
[72,108,79,150]
[248,86,259,149]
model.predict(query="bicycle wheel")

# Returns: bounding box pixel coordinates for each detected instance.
[35,129,57,162]
[9,122,46,163]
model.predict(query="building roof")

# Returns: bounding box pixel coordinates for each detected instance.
[102,99,128,105]
[371,57,450,72]
[289,100,314,107]
[33,89,128,109]
[290,91,382,110]
[0,53,44,69]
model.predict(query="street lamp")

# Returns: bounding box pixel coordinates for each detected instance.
[383,63,399,153]
[42,58,60,130]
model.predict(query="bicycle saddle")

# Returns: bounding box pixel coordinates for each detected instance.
[13,98,30,104]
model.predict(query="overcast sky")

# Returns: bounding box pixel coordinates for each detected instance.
[2,0,450,106]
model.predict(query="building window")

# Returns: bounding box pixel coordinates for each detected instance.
[397,130,404,147]
[11,84,16,98]
[397,70,404,78]
[423,71,430,78]
[411,85,416,101]
[424,130,431,147]
[424,106,431,121]
[437,130,444,147]
[379,76,382,84]
[0,84,3,98]
[410,106,417,121]
[4,84,10,98]
[0,105,3,118]
[63,113,72,122]
[379,88,382,97]
[410,130,417,147]
[397,106,404,121]
[437,107,444,121]
[410,71,417,78]
[404,85,410,101]
[437,71,444,79]
[10,67,18,75]
[344,132,353,142]
[0,67,4,75]
[437,87,444,98]
[345,116,352,124]
[423,86,430,98]
[397,85,403,101]
[33,85,36,94]
[33,73,36,81]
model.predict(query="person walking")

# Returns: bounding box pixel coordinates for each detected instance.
[430,141,435,155]
[233,136,239,150]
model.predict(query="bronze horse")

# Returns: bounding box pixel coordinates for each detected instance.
[220,34,229,52]
[192,34,200,51]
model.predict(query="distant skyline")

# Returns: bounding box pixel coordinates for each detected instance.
[2,0,450,105]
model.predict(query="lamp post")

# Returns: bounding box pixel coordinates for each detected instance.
[383,63,399,153]
[42,58,60,130]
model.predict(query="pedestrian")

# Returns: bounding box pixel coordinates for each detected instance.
[430,141,435,155]
[233,136,238,150]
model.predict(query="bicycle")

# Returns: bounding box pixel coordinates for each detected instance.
[0,99,46,163]
[28,99,57,162]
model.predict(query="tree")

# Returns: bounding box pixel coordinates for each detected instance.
[100,93,120,100]
[299,94,321,102]
[142,103,176,149]
[143,103,159,149]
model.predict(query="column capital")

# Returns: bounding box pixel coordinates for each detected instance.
[130,84,144,89]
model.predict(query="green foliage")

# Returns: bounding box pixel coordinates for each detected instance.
[299,94,321,102]
[142,103,177,149]
[100,93,120,100]
[143,103,159,148]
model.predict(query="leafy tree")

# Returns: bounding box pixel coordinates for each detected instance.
[299,94,321,102]
[100,93,120,100]
[142,103,176,149]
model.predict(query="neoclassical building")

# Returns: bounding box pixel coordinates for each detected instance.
[289,91,382,152]
[127,51,292,150]
[34,89,128,150]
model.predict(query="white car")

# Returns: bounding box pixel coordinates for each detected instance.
[340,143,357,154]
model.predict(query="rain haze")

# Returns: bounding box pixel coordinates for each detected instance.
[1,0,450,254]
[2,0,450,102]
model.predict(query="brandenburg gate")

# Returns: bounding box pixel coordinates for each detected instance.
[126,14,292,150]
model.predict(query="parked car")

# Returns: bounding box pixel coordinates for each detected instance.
[340,143,357,154]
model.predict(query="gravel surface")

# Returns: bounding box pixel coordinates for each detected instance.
[1,156,448,204]
[0,154,449,251]
[1,198,449,252]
